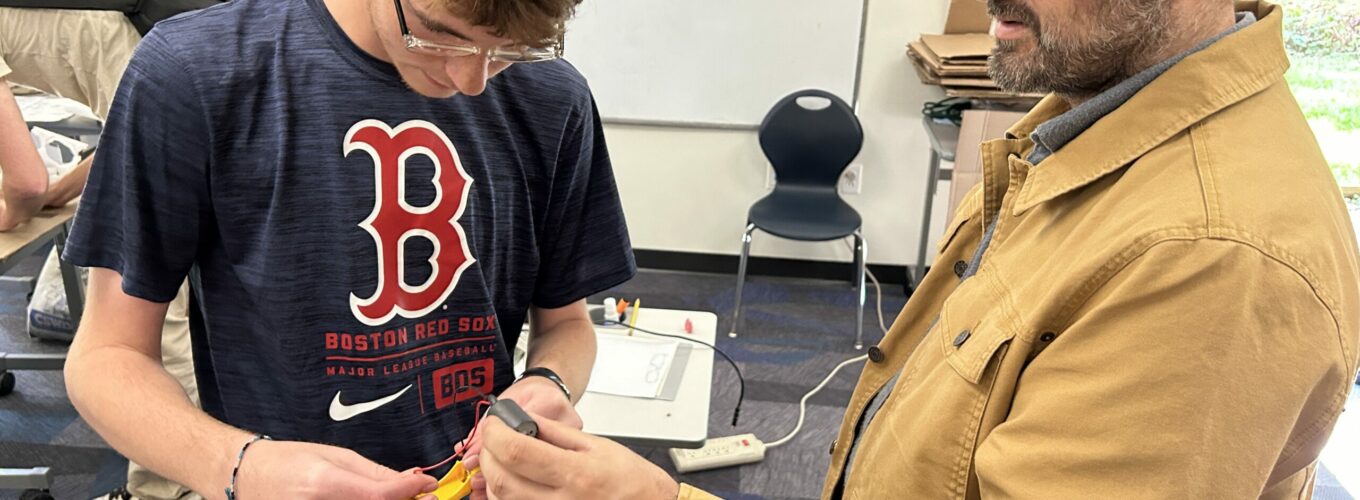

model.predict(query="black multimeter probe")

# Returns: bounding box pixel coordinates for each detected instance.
[484,394,539,437]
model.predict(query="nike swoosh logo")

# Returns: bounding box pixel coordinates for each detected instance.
[329,384,412,421]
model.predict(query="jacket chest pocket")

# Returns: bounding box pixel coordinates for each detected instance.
[937,276,1018,385]
[932,272,1020,497]
[845,272,1019,499]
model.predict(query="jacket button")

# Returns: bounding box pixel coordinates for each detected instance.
[953,260,968,277]
[953,330,972,347]
[829,439,837,455]
[867,346,885,363]
[1040,331,1057,342]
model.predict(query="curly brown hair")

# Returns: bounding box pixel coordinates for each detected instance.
[433,0,582,46]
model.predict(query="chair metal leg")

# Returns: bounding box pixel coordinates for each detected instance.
[0,467,52,490]
[0,352,66,397]
[55,224,85,330]
[917,149,942,284]
[851,236,863,290]
[730,224,757,339]
[0,353,67,371]
[853,231,867,350]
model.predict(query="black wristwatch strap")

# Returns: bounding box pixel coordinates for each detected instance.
[520,367,572,401]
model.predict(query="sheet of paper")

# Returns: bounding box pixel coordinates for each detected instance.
[586,335,679,399]
[15,94,97,123]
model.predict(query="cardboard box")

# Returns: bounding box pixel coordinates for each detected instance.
[906,47,942,85]
[919,34,993,64]
[906,41,990,78]
[947,109,1029,220]
[945,87,1045,100]
[903,0,1050,99]
[945,0,992,34]
[939,76,999,88]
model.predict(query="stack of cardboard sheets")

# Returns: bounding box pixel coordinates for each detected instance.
[906,34,1044,101]
[907,0,1044,102]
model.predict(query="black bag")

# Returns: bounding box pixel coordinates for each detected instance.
[0,0,223,35]
[125,0,222,35]
[0,0,137,11]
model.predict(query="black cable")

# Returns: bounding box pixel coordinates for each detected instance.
[922,97,971,125]
[454,384,487,401]
[595,320,745,426]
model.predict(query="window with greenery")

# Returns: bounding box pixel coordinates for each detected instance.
[1279,0,1359,186]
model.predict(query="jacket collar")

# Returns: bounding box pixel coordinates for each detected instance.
[1002,0,1288,216]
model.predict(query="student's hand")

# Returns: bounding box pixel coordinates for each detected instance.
[232,439,439,500]
[496,375,583,429]
[462,377,582,499]
[0,200,34,232]
[478,410,679,500]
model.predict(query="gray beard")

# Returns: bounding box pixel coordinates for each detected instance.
[988,0,1173,99]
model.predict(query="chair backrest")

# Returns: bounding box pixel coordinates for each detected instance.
[758,89,863,189]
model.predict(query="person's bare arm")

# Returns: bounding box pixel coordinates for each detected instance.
[43,152,90,208]
[66,268,249,495]
[66,268,439,500]
[0,79,49,230]
[463,300,598,500]
[522,299,597,402]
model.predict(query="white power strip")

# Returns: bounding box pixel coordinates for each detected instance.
[669,434,766,473]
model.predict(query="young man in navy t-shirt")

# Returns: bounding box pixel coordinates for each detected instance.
[61,0,634,498]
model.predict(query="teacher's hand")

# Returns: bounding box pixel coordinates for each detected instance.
[463,377,582,499]
[478,409,679,500]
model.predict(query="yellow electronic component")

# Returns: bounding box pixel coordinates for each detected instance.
[419,461,479,500]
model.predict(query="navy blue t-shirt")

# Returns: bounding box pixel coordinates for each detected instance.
[63,0,634,472]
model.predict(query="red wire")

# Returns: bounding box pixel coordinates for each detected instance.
[458,400,492,452]
[417,400,493,473]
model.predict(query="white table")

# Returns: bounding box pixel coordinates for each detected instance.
[577,308,716,449]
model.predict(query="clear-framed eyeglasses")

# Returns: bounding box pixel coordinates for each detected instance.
[393,0,564,63]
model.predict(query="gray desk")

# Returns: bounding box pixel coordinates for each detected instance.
[29,115,102,149]
[914,117,960,287]
[576,308,716,449]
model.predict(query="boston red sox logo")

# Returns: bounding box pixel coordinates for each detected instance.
[343,119,475,326]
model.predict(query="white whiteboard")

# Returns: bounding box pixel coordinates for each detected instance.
[563,0,867,128]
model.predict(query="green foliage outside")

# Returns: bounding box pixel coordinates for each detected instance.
[1281,0,1359,55]
[1277,0,1360,184]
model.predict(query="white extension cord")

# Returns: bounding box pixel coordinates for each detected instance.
[670,243,890,471]
[670,352,872,471]
[765,353,869,448]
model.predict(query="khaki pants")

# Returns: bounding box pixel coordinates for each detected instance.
[0,8,138,119]
[1,8,201,500]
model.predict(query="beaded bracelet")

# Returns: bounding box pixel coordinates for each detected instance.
[224,434,271,500]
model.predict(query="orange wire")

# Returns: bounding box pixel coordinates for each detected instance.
[417,400,492,473]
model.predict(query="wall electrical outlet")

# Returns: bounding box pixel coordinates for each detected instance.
[839,164,864,195]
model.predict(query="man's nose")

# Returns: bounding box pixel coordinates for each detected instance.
[448,55,491,96]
